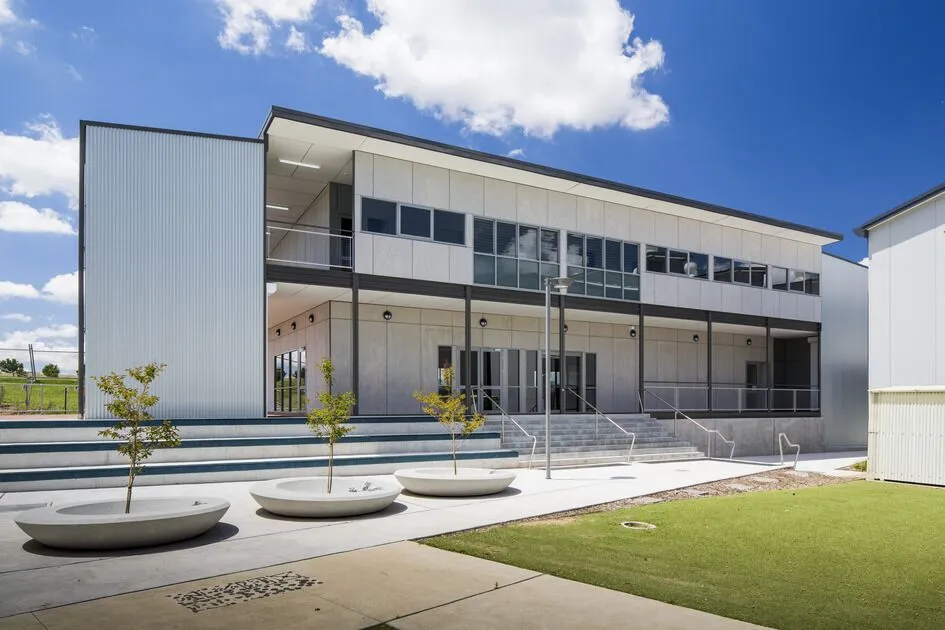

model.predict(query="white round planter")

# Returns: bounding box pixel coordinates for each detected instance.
[15,496,230,550]
[250,477,401,518]
[394,467,516,497]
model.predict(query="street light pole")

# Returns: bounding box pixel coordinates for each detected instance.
[544,276,572,480]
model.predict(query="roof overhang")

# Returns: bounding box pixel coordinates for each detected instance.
[855,182,945,238]
[264,107,842,246]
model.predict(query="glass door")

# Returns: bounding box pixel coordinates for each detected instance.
[564,355,582,412]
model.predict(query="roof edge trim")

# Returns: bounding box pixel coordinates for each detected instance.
[855,181,945,237]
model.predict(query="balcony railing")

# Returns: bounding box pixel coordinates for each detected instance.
[643,381,820,414]
[266,221,352,270]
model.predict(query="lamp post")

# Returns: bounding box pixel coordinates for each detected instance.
[545,276,572,479]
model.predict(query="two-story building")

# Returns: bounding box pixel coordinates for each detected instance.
[78,107,868,461]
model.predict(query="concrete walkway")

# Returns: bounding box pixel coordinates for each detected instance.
[0,453,865,620]
[0,541,768,629]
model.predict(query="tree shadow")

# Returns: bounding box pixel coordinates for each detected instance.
[21,522,240,558]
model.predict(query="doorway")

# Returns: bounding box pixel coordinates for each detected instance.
[745,361,767,410]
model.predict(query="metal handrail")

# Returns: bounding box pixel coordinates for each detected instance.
[564,387,636,463]
[643,388,736,459]
[473,387,537,469]
[265,223,353,270]
[778,432,801,468]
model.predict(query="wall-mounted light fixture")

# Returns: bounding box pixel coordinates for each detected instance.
[479,317,488,328]
[308,314,314,323]
[692,334,700,343]
[563,324,569,333]
[383,310,393,321]
[746,338,753,346]
[629,326,637,338]
[291,322,296,331]
[276,328,281,337]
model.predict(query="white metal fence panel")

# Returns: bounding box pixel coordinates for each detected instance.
[868,388,945,486]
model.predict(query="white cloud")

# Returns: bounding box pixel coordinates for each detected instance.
[71,25,96,46]
[507,148,525,159]
[320,0,669,138]
[0,271,78,304]
[0,280,40,300]
[0,324,78,373]
[0,116,79,207]
[12,39,32,55]
[65,63,82,81]
[859,257,869,267]
[1,313,31,322]
[286,25,307,52]
[0,200,75,235]
[0,0,17,25]
[216,0,318,55]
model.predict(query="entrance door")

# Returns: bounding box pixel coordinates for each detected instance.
[745,362,767,410]
[459,349,503,412]
[540,354,583,412]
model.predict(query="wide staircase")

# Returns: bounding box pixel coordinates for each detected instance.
[477,388,702,467]
[0,415,518,492]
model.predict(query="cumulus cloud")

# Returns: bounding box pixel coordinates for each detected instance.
[0,200,75,235]
[1,313,31,322]
[12,39,32,55]
[507,148,525,159]
[0,271,78,304]
[0,116,79,208]
[216,0,317,55]
[320,0,668,138]
[71,25,96,46]
[285,25,307,52]
[0,0,17,25]
[0,324,78,372]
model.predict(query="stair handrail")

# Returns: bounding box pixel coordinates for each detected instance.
[643,388,736,459]
[472,387,537,469]
[563,387,636,464]
[778,432,800,469]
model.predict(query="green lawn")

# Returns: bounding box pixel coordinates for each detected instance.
[0,376,79,413]
[427,482,945,630]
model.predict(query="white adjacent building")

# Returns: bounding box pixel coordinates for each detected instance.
[858,183,945,485]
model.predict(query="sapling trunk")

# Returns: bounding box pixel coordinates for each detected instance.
[125,465,135,514]
[328,441,334,494]
[452,433,458,475]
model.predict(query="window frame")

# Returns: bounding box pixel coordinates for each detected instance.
[567,231,641,302]
[360,196,466,245]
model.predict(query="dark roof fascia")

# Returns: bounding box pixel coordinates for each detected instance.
[855,181,945,237]
[80,120,263,145]
[267,106,843,242]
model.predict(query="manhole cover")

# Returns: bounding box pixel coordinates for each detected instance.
[621,521,656,531]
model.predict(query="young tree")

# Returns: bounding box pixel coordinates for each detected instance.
[41,363,60,378]
[92,363,181,513]
[414,366,486,475]
[0,358,24,374]
[306,358,356,494]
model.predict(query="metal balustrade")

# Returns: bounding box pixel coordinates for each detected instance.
[473,387,537,468]
[563,387,636,463]
[643,382,820,414]
[266,222,353,270]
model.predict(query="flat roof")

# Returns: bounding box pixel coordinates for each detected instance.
[265,106,843,245]
[855,181,945,237]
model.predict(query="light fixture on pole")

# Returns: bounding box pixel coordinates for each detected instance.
[544,276,572,480]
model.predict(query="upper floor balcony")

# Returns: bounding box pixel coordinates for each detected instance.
[266,221,353,271]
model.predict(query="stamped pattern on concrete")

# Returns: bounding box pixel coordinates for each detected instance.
[168,571,322,613]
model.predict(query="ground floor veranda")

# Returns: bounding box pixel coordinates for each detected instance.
[266,266,821,420]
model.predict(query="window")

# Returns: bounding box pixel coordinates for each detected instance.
[789,269,805,292]
[688,253,709,279]
[437,346,452,395]
[496,221,516,256]
[750,263,767,288]
[540,229,559,263]
[400,205,430,238]
[771,266,788,291]
[668,250,687,275]
[473,218,494,253]
[733,260,752,284]
[713,257,732,282]
[567,232,640,301]
[518,225,538,259]
[273,349,306,413]
[474,254,495,285]
[646,246,667,272]
[433,210,465,245]
[804,272,820,295]
[361,198,397,235]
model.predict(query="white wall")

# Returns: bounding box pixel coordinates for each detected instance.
[269,184,330,266]
[821,254,868,449]
[84,126,265,418]
[354,151,821,322]
[867,195,945,388]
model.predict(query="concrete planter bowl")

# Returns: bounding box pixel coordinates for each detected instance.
[14,497,230,550]
[394,467,516,497]
[250,477,402,518]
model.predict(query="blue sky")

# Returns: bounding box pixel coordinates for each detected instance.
[1,0,943,369]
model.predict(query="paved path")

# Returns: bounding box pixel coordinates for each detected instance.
[0,541,768,629]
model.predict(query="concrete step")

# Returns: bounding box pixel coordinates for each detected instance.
[0,448,521,492]
[520,448,705,468]
[0,432,502,469]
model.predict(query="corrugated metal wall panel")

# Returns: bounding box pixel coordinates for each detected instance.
[869,390,945,486]
[83,126,264,418]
